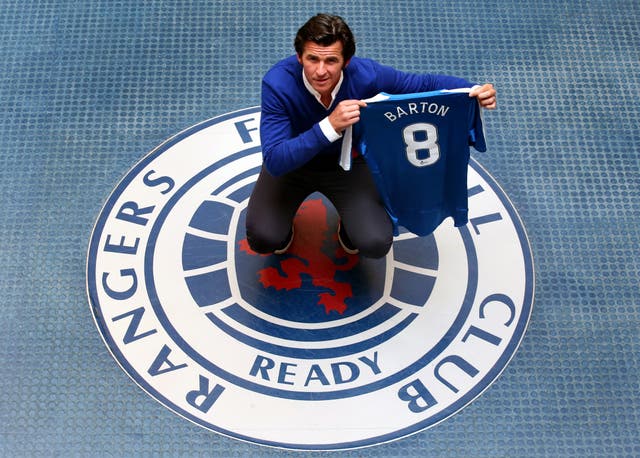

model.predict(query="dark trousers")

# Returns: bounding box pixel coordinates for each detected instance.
[245,156,393,258]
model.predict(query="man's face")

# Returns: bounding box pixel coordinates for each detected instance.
[297,41,348,98]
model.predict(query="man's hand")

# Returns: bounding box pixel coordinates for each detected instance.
[469,83,497,109]
[328,99,368,133]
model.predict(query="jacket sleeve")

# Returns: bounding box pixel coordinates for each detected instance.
[372,60,474,94]
[259,79,332,177]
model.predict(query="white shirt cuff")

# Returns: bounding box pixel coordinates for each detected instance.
[319,117,341,142]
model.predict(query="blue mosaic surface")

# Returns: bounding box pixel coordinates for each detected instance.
[1,0,638,456]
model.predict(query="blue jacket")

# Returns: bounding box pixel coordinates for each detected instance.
[260,55,472,176]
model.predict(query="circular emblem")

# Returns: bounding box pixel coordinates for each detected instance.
[87,107,534,450]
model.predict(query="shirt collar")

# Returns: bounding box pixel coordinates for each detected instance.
[302,70,344,108]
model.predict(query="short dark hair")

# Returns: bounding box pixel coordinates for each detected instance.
[294,14,356,61]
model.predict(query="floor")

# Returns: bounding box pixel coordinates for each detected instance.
[1,0,638,456]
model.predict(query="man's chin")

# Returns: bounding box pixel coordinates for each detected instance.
[313,81,331,90]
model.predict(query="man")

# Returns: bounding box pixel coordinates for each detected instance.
[246,13,496,258]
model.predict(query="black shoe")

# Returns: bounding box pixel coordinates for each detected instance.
[338,222,359,255]
[274,227,294,255]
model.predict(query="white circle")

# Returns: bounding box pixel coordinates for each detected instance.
[87,107,534,450]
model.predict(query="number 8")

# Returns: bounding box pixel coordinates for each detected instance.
[402,122,440,167]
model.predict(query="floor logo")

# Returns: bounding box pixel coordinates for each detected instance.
[86,107,534,450]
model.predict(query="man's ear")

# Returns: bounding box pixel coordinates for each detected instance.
[343,58,351,69]
[297,54,303,65]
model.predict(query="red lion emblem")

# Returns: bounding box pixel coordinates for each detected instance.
[239,198,359,315]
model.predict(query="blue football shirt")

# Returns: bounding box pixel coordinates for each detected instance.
[358,89,486,236]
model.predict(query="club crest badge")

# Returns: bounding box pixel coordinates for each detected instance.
[86,107,534,450]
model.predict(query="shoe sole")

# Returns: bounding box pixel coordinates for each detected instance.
[274,227,294,255]
[338,222,359,255]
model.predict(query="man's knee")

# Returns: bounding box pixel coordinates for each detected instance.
[245,222,290,254]
[245,225,273,254]
[355,230,393,259]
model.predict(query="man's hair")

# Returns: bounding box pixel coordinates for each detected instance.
[294,14,356,61]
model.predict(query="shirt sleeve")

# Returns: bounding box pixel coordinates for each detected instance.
[319,117,342,142]
[469,98,487,152]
